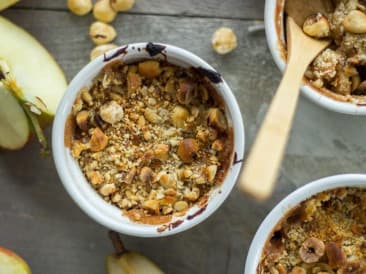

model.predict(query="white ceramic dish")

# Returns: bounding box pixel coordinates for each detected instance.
[265,0,366,115]
[52,42,245,237]
[244,173,366,274]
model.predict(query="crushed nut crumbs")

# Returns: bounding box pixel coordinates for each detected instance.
[258,187,366,274]
[67,60,233,224]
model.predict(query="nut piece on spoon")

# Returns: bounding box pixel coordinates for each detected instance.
[303,13,330,38]
[285,0,334,26]
[106,231,164,274]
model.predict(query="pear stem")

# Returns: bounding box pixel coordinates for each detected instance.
[109,231,127,256]
[22,105,49,156]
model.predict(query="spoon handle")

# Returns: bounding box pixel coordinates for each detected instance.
[238,60,308,200]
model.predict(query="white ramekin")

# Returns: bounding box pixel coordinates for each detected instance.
[265,0,366,115]
[52,42,245,237]
[244,174,366,274]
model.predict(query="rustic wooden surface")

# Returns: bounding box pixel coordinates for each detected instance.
[1,1,366,273]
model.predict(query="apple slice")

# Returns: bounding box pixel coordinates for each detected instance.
[106,232,164,274]
[0,84,29,149]
[0,16,67,152]
[0,0,19,11]
[0,246,32,274]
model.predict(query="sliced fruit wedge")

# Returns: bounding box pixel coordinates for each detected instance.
[0,16,66,116]
[0,0,19,11]
[0,84,29,149]
[0,246,32,274]
[0,16,67,152]
[107,252,164,274]
[106,231,164,274]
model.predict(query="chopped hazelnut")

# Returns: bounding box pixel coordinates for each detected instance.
[174,201,188,212]
[290,266,306,274]
[90,127,109,151]
[325,242,345,268]
[86,170,104,185]
[212,139,224,151]
[143,200,160,214]
[207,108,227,131]
[303,13,330,38]
[99,183,116,196]
[158,172,176,189]
[204,165,217,183]
[76,110,89,131]
[138,60,161,79]
[171,105,189,128]
[139,167,154,184]
[183,187,200,201]
[124,167,137,184]
[154,144,170,161]
[99,100,124,124]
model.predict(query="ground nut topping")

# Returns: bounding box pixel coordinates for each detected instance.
[68,60,233,224]
[257,187,366,274]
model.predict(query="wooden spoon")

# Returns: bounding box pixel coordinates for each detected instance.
[238,9,331,200]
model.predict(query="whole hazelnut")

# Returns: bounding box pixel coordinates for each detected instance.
[93,0,117,23]
[211,27,237,54]
[110,0,135,12]
[89,21,117,45]
[67,0,93,16]
[299,237,325,263]
[177,138,199,163]
[207,108,227,131]
[90,44,118,60]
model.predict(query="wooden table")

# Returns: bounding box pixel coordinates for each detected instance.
[1,1,366,273]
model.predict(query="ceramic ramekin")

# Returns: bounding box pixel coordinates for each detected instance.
[244,173,366,273]
[52,42,245,237]
[265,0,366,115]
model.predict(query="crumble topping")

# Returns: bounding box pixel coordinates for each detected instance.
[67,60,233,224]
[258,187,366,274]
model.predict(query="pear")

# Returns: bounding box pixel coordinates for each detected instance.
[0,0,19,11]
[0,16,67,153]
[0,84,30,149]
[107,231,165,274]
[0,246,32,274]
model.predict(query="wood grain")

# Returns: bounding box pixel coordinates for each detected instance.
[14,0,265,19]
[1,4,366,274]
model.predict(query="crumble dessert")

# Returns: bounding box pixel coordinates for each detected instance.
[301,0,366,100]
[66,60,233,224]
[257,187,366,274]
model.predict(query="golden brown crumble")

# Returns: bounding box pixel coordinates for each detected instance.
[304,0,366,98]
[67,60,233,224]
[258,187,366,274]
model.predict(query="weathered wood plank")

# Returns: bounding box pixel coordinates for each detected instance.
[13,0,264,20]
[1,8,366,274]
